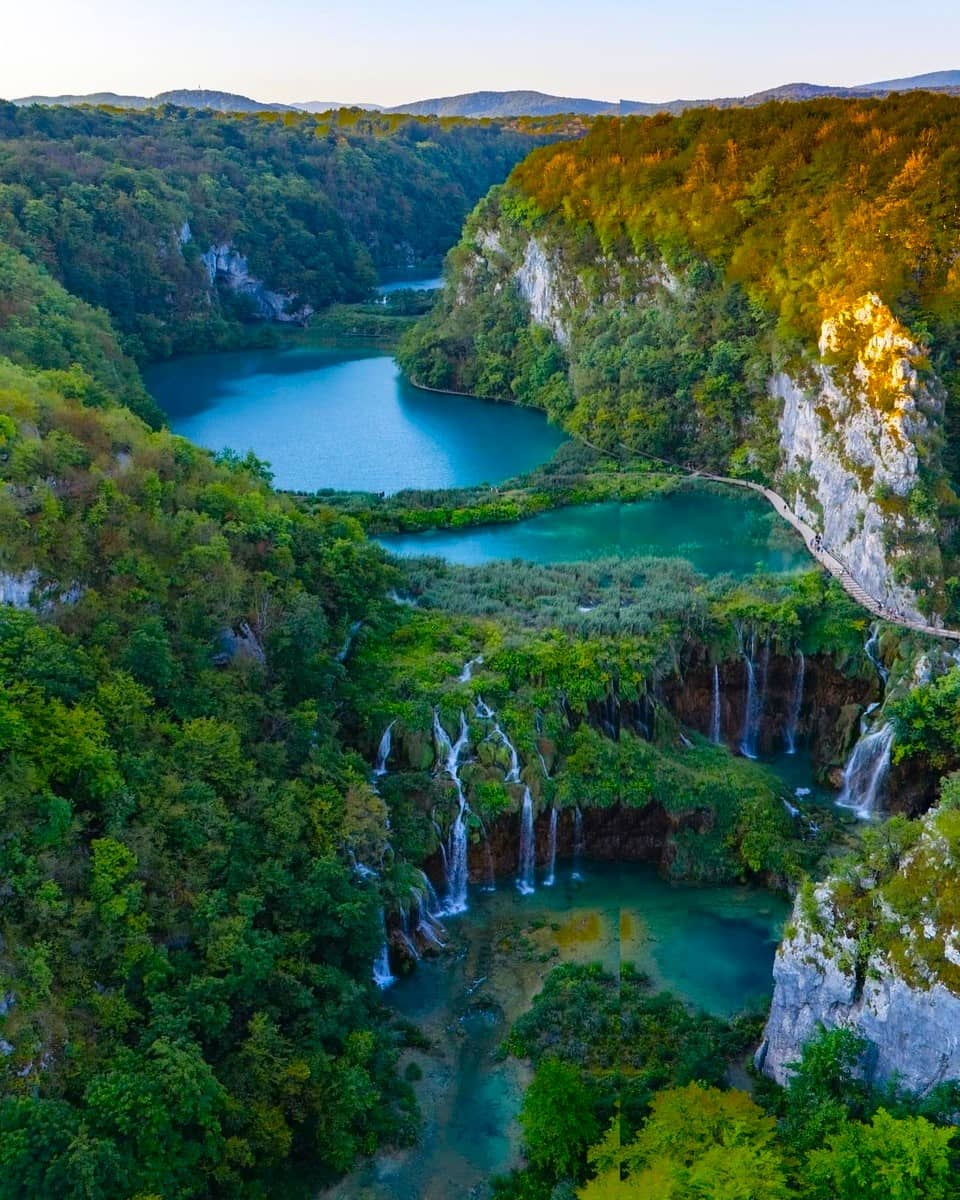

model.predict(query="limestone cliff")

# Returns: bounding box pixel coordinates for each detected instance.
[758,805,960,1093]
[176,222,312,323]
[200,243,313,323]
[776,295,944,623]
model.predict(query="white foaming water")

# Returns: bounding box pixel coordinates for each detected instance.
[434,709,472,914]
[836,721,895,819]
[785,651,805,755]
[517,787,536,894]
[543,807,558,887]
[373,720,395,776]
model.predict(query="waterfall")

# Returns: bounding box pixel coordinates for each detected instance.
[836,721,894,819]
[738,632,767,760]
[414,869,442,919]
[398,908,420,960]
[865,624,889,683]
[517,787,536,894]
[434,709,472,914]
[372,908,395,989]
[785,651,805,755]
[336,620,362,663]
[544,807,558,887]
[474,696,494,719]
[572,806,585,880]
[459,655,484,683]
[373,720,395,777]
[493,722,521,783]
[710,664,721,744]
[483,837,497,893]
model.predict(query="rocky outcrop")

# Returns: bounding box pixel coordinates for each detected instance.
[200,243,313,323]
[0,569,39,609]
[516,237,571,345]
[760,802,960,1094]
[759,887,960,1094]
[775,294,944,623]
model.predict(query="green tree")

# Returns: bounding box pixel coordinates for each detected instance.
[804,1109,954,1200]
[519,1058,600,1183]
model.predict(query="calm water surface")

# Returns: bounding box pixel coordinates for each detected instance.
[145,345,566,493]
[329,862,786,1200]
[381,491,809,576]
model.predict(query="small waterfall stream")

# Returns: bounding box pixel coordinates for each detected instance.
[434,709,472,914]
[865,624,890,683]
[492,723,521,783]
[572,806,585,880]
[544,808,558,887]
[459,656,484,683]
[517,787,536,894]
[837,720,895,818]
[738,632,769,759]
[373,720,395,777]
[372,908,395,989]
[710,664,721,744]
[336,620,362,663]
[785,651,805,755]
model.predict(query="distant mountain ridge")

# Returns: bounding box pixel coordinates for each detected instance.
[11,71,960,119]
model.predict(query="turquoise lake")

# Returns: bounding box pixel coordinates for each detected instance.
[145,345,567,494]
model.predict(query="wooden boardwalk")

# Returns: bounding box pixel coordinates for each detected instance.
[694,472,960,644]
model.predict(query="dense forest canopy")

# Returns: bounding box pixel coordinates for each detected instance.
[0,101,569,362]
[509,95,960,344]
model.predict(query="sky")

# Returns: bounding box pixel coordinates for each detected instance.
[4,0,960,106]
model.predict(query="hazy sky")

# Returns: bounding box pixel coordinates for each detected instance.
[4,0,959,105]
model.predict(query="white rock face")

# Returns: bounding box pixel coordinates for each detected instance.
[516,237,571,346]
[759,893,960,1094]
[0,569,39,609]
[775,294,941,622]
[201,243,313,323]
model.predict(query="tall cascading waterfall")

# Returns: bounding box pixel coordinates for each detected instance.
[544,807,558,887]
[738,631,768,759]
[517,787,536,894]
[785,651,805,755]
[836,719,895,819]
[373,720,395,777]
[710,664,722,745]
[572,806,585,880]
[433,708,472,914]
[372,908,395,989]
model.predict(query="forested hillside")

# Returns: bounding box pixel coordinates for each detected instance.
[400,93,960,621]
[0,102,567,362]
